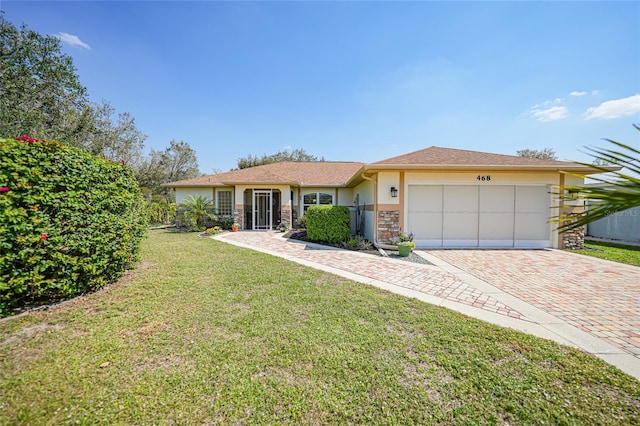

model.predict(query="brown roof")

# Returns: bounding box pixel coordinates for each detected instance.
[373,146,571,166]
[165,147,611,188]
[369,146,601,172]
[164,161,365,187]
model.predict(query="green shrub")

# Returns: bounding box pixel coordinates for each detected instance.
[146,195,176,225]
[217,216,234,230]
[306,205,351,243]
[296,215,307,229]
[342,235,373,250]
[0,136,147,316]
[175,196,219,232]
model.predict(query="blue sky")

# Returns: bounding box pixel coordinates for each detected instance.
[3,1,639,174]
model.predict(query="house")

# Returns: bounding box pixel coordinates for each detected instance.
[163,146,601,249]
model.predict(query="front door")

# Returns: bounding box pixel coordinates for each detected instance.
[253,190,272,230]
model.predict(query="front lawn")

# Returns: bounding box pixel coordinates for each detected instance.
[1,230,638,424]
[572,240,640,267]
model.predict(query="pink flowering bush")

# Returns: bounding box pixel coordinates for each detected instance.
[0,136,147,316]
[15,134,43,143]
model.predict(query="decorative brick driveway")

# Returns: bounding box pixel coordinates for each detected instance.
[215,232,640,377]
[427,250,640,358]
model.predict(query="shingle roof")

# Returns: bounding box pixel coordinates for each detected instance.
[164,161,365,187]
[372,146,575,167]
[165,147,607,188]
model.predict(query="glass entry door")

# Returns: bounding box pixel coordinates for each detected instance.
[253,190,272,230]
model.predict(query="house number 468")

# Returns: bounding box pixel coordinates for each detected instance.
[476,175,491,181]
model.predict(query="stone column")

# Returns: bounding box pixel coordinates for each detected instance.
[377,210,400,243]
[560,206,585,249]
[234,207,243,229]
[281,206,291,226]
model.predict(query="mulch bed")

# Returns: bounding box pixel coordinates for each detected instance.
[285,231,432,265]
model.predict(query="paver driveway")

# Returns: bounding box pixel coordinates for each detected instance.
[427,249,640,358]
[215,231,640,378]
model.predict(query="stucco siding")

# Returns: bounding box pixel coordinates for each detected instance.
[353,180,374,206]
[377,172,400,205]
[175,188,214,205]
[404,171,562,186]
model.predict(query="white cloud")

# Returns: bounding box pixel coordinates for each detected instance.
[55,32,91,50]
[529,97,562,111]
[583,94,640,120]
[570,91,587,96]
[529,105,569,122]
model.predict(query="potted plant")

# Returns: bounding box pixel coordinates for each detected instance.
[397,241,414,257]
[231,222,240,232]
[393,229,416,257]
[278,222,288,232]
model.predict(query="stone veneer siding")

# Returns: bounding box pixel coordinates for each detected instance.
[560,206,585,250]
[281,206,291,226]
[378,210,400,243]
[562,226,585,250]
[234,207,243,229]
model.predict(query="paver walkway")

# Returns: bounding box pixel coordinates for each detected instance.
[218,232,523,318]
[214,231,640,380]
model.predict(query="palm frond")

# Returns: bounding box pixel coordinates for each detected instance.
[553,128,640,233]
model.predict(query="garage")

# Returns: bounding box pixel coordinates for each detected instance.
[408,185,551,248]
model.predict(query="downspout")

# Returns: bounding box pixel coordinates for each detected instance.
[361,171,397,251]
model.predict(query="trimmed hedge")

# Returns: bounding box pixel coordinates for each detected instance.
[0,136,147,316]
[305,205,351,243]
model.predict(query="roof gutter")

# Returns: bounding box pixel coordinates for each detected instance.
[364,164,619,174]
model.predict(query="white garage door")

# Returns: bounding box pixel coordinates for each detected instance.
[408,185,551,248]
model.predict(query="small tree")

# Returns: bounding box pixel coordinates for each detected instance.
[179,195,216,231]
[146,195,176,225]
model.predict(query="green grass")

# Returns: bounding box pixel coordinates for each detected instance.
[1,230,638,425]
[572,240,640,267]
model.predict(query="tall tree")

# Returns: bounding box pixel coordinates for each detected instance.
[555,125,640,231]
[236,148,320,169]
[516,147,558,160]
[137,139,200,200]
[0,15,88,139]
[69,99,147,168]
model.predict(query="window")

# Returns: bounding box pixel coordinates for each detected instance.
[303,192,333,214]
[217,190,233,217]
